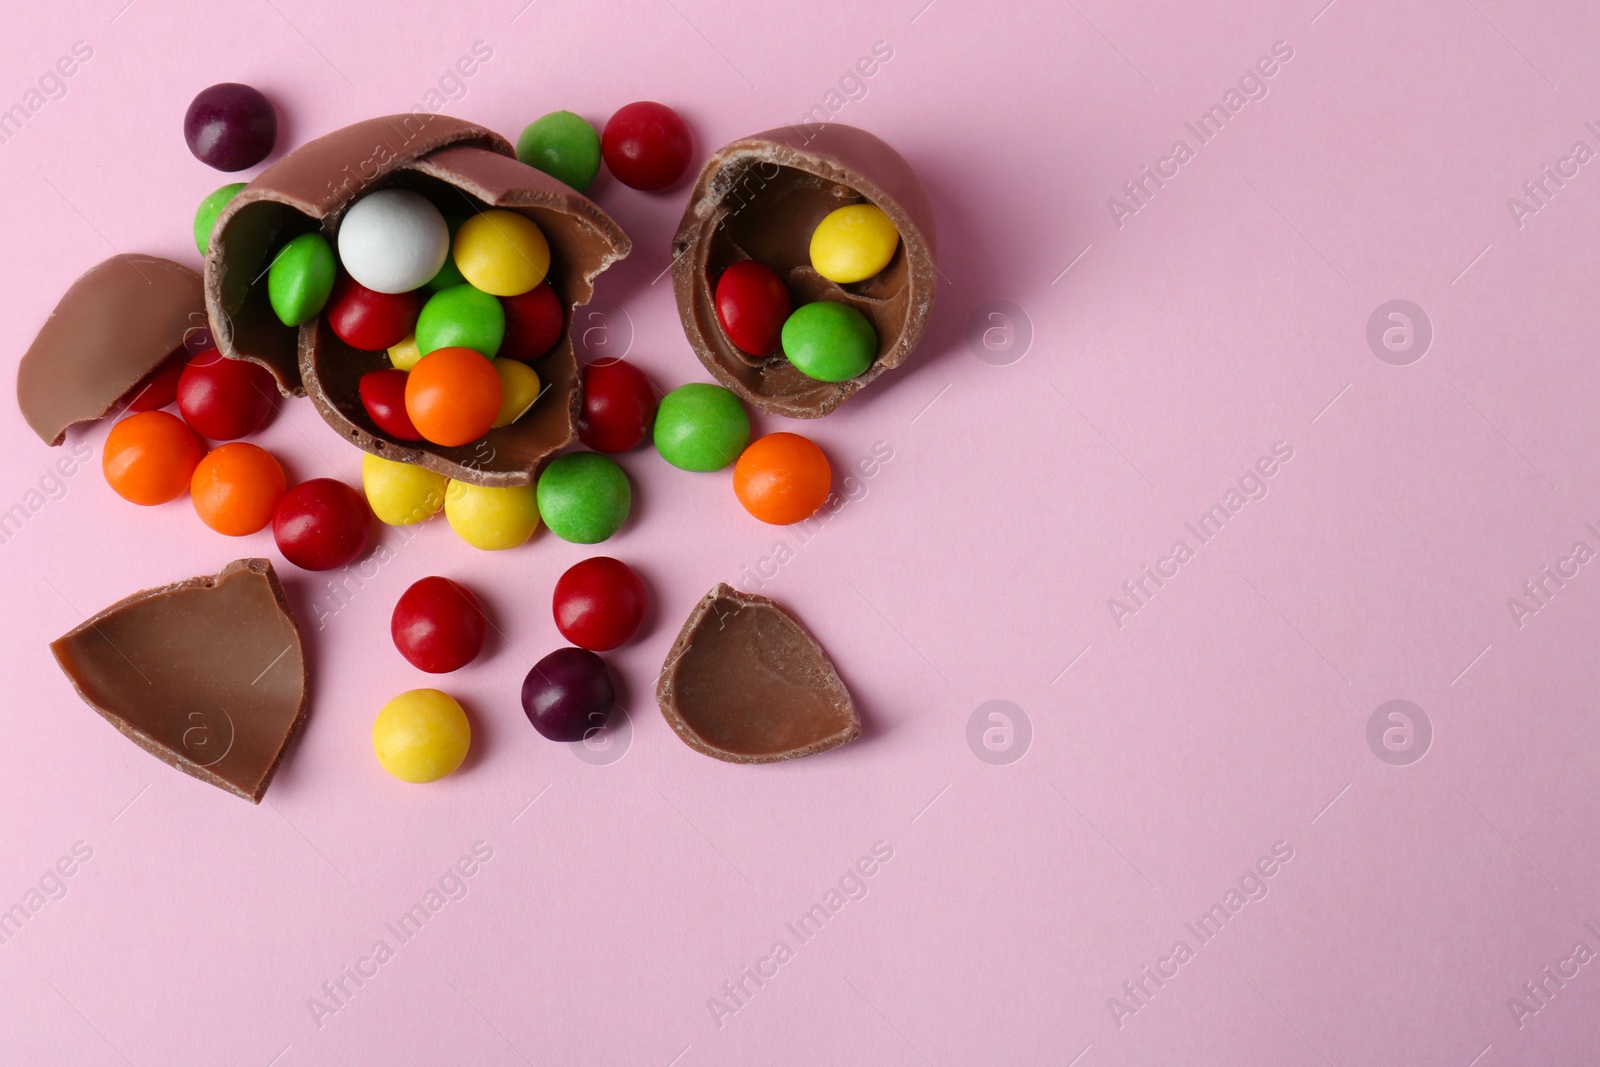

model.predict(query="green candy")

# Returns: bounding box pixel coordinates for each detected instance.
[416,283,505,357]
[781,301,878,382]
[517,111,602,192]
[536,452,631,543]
[267,233,336,327]
[425,215,467,291]
[193,182,246,255]
[653,383,750,472]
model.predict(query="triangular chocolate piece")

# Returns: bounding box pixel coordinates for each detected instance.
[50,559,308,803]
[657,583,860,763]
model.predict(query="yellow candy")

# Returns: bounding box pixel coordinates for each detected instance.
[492,360,542,428]
[445,479,540,549]
[372,689,470,783]
[809,204,900,284]
[362,453,447,526]
[453,210,550,297]
[388,333,423,371]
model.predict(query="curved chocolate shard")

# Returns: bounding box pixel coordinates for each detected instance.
[50,559,308,804]
[301,145,632,486]
[17,255,205,446]
[671,124,937,418]
[657,583,860,764]
[205,114,512,395]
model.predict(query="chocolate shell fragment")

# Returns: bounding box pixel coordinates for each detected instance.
[671,123,937,418]
[657,583,860,763]
[17,255,204,446]
[50,559,308,803]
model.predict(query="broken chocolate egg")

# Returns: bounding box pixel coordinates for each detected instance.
[50,558,308,803]
[656,583,860,763]
[671,123,937,418]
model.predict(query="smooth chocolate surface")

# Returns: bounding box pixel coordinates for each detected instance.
[657,583,860,763]
[301,145,632,486]
[50,559,308,803]
[671,123,937,417]
[17,255,205,446]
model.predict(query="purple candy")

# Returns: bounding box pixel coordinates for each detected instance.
[184,83,276,172]
[522,647,614,742]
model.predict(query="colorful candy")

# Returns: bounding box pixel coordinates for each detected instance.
[387,334,424,371]
[190,442,287,535]
[404,347,501,447]
[499,282,563,362]
[123,355,185,413]
[337,189,450,294]
[517,110,602,192]
[362,453,447,526]
[809,204,900,284]
[415,283,505,358]
[372,688,470,783]
[553,557,647,651]
[391,577,487,673]
[733,432,831,525]
[444,480,540,550]
[452,210,549,297]
[521,647,614,742]
[267,233,336,327]
[327,275,422,351]
[578,358,655,453]
[358,369,423,440]
[193,182,245,255]
[176,348,276,440]
[653,383,749,471]
[272,478,372,571]
[781,301,876,382]
[102,410,204,505]
[184,82,276,171]
[601,101,691,191]
[424,215,467,292]
[715,260,791,355]
[536,452,631,544]
[492,359,541,428]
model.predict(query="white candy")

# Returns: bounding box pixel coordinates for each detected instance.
[337,189,449,294]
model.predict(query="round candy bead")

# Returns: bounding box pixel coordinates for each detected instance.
[359,369,423,440]
[388,334,423,372]
[391,577,487,674]
[579,358,656,453]
[190,442,287,535]
[272,478,372,571]
[423,215,467,291]
[536,452,630,544]
[781,301,877,382]
[601,101,691,191]
[553,557,647,651]
[372,688,470,783]
[124,355,185,413]
[337,189,450,294]
[184,83,276,171]
[518,110,602,192]
[733,432,831,525]
[809,204,900,284]
[193,182,246,255]
[177,348,276,440]
[499,282,563,362]
[444,480,540,550]
[362,453,447,526]
[653,383,749,471]
[268,233,336,327]
[405,347,501,447]
[103,410,204,505]
[453,210,550,297]
[492,359,541,428]
[521,647,614,742]
[415,283,505,358]
[715,260,791,355]
[327,275,422,351]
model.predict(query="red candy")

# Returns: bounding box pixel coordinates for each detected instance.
[176,348,276,440]
[601,102,692,191]
[578,358,656,453]
[326,274,421,351]
[391,576,487,673]
[124,355,185,412]
[715,260,791,355]
[358,369,423,440]
[553,556,648,651]
[500,282,563,362]
[272,478,372,571]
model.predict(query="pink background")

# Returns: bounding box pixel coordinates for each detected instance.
[3,0,1599,1063]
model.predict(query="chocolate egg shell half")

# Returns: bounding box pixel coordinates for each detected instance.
[302,145,631,487]
[671,123,937,418]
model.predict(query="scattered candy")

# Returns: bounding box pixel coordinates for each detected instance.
[327,275,422,351]
[537,452,631,544]
[715,260,790,355]
[521,647,614,742]
[809,203,900,284]
[601,101,691,191]
[190,442,287,536]
[444,480,540,550]
[404,347,502,447]
[177,348,276,440]
[492,359,541,428]
[579,358,655,453]
[781,301,876,382]
[653,383,749,472]
[184,82,276,171]
[362,453,447,526]
[372,688,470,783]
[267,233,336,327]
[358,369,423,440]
[193,182,246,255]
[415,283,505,358]
[733,432,831,525]
[518,110,603,191]
[499,282,563,362]
[123,355,185,413]
[553,557,647,651]
[338,189,451,294]
[452,209,550,297]
[391,577,487,674]
[387,333,423,372]
[102,410,204,505]
[272,478,372,571]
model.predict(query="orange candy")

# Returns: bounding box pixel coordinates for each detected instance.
[733,432,832,525]
[191,443,288,535]
[404,346,502,447]
[102,410,205,505]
